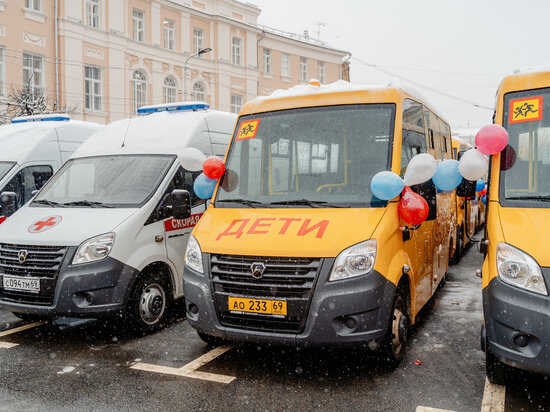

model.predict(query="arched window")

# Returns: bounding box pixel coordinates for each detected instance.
[163,77,177,104]
[192,82,205,102]
[132,70,147,115]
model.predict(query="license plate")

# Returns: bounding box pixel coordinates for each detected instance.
[228,297,287,316]
[2,275,40,293]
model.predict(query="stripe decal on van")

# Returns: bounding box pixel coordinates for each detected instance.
[164,213,204,232]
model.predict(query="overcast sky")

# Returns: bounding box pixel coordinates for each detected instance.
[250,0,549,132]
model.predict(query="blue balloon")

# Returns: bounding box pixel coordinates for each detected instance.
[194,173,217,199]
[432,159,462,191]
[371,171,405,200]
[476,179,486,192]
[482,194,487,205]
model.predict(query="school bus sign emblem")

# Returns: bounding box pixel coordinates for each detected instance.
[509,96,543,124]
[236,119,260,141]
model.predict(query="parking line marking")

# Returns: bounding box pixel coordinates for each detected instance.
[0,321,46,338]
[131,345,235,384]
[0,341,19,349]
[416,407,457,412]
[481,377,506,412]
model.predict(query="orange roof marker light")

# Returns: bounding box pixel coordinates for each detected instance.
[308,78,321,87]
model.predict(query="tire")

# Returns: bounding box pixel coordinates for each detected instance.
[125,271,172,334]
[450,226,463,265]
[378,290,410,368]
[197,331,227,347]
[486,347,509,385]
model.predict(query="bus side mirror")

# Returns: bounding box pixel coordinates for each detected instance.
[1,192,17,217]
[410,180,437,221]
[171,189,191,220]
[456,179,476,198]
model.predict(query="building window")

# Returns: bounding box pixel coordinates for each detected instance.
[193,28,204,54]
[164,19,175,50]
[22,52,44,97]
[132,70,147,115]
[0,47,4,97]
[263,48,271,74]
[281,53,290,78]
[84,65,102,111]
[192,82,205,102]
[231,94,242,114]
[133,9,145,42]
[163,77,177,103]
[318,61,325,84]
[25,0,41,12]
[300,57,308,81]
[86,0,100,29]
[232,37,242,66]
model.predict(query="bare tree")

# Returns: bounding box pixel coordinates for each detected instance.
[0,77,78,124]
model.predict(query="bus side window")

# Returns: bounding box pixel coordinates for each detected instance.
[401,99,426,175]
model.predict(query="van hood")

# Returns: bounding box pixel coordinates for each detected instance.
[0,207,139,246]
[194,207,387,258]
[499,207,550,267]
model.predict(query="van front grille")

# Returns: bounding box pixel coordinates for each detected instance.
[210,254,321,334]
[0,243,67,278]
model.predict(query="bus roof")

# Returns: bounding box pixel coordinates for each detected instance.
[240,79,448,124]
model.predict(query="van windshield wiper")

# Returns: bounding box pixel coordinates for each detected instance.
[62,200,114,208]
[507,195,550,201]
[269,199,351,208]
[217,199,267,208]
[33,199,65,208]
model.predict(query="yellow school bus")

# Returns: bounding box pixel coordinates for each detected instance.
[450,137,479,263]
[481,69,550,383]
[183,81,456,365]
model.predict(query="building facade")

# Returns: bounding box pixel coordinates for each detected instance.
[0,0,350,124]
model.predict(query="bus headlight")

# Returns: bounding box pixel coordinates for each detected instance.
[496,243,548,295]
[73,233,115,265]
[185,235,203,274]
[329,240,377,282]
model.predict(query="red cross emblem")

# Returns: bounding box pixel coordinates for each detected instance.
[28,216,62,233]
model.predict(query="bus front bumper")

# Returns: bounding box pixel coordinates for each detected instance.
[483,272,550,377]
[183,256,398,347]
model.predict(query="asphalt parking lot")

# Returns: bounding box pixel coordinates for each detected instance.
[0,239,548,412]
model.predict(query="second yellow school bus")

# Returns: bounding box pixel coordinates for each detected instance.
[183,81,456,365]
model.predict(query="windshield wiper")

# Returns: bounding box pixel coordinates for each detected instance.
[62,200,114,208]
[507,195,550,201]
[33,199,65,208]
[269,199,351,208]
[217,199,267,208]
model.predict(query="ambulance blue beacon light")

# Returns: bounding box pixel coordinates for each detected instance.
[12,114,71,123]
[137,102,209,115]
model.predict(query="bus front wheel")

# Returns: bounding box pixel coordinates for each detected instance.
[378,289,409,368]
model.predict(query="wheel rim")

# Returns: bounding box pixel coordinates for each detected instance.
[391,308,404,356]
[138,283,166,325]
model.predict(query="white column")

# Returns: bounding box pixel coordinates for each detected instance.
[151,2,161,47]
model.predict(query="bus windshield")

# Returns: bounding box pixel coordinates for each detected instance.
[501,87,550,204]
[216,104,395,208]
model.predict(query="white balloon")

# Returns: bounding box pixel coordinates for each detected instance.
[458,148,488,181]
[403,153,437,186]
[179,147,207,171]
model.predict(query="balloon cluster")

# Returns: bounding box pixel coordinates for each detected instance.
[370,124,508,226]
[194,157,226,199]
[179,147,226,200]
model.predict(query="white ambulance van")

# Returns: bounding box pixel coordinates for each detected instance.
[0,114,102,222]
[0,103,236,332]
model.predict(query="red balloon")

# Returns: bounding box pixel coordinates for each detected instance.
[478,187,487,196]
[203,157,226,179]
[399,186,429,226]
[475,124,508,155]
